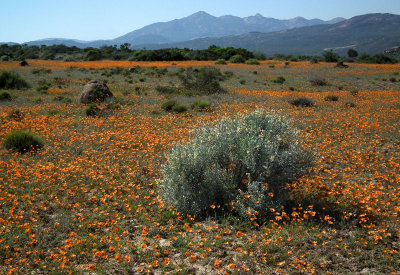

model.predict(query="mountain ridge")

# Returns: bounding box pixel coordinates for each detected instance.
[9,11,345,47]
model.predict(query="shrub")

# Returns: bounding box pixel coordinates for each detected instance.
[0,70,29,89]
[246,59,260,65]
[171,103,187,113]
[324,95,339,101]
[290,97,315,107]
[85,103,100,117]
[191,99,210,110]
[3,130,44,154]
[161,100,177,111]
[347,49,358,58]
[229,54,245,63]
[389,77,397,83]
[0,91,12,100]
[322,50,340,62]
[310,78,328,86]
[272,76,286,84]
[179,67,225,95]
[215,59,227,65]
[158,109,313,218]
[239,79,246,85]
[155,85,181,95]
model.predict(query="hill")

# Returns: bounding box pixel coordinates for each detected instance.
[139,13,400,55]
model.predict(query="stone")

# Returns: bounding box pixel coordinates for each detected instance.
[79,80,113,104]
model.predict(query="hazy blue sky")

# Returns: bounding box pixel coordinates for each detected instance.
[1,0,400,43]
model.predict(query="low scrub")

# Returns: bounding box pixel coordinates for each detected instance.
[0,91,12,100]
[155,85,181,95]
[161,100,187,113]
[245,59,260,65]
[179,67,225,95]
[290,97,315,107]
[191,99,210,111]
[324,95,339,101]
[310,78,328,86]
[158,109,313,218]
[0,70,29,89]
[85,103,100,117]
[229,54,245,63]
[3,130,44,154]
[272,76,286,84]
[215,59,227,65]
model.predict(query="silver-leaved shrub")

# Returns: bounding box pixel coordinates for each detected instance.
[158,109,313,219]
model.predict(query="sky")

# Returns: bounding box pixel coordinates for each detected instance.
[1,0,400,43]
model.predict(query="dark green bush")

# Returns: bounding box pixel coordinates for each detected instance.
[290,97,315,107]
[272,76,286,84]
[0,70,29,89]
[0,91,12,100]
[3,130,44,154]
[179,67,225,95]
[322,50,340,62]
[161,100,177,111]
[85,103,100,116]
[347,49,358,58]
[171,103,187,113]
[325,95,339,101]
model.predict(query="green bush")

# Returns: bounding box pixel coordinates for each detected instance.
[290,97,315,107]
[161,100,177,111]
[158,109,313,218]
[179,67,225,95]
[171,103,187,113]
[324,95,339,101]
[245,59,260,65]
[272,76,286,84]
[3,130,44,154]
[229,54,245,63]
[0,91,12,100]
[85,103,100,117]
[0,70,29,89]
[215,59,227,65]
[322,50,340,62]
[191,99,210,110]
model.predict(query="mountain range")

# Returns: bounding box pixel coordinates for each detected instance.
[3,12,400,56]
[20,11,345,48]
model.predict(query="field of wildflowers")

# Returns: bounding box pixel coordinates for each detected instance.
[0,60,399,274]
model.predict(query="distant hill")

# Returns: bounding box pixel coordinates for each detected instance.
[111,11,344,45]
[139,13,400,55]
[18,11,344,48]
